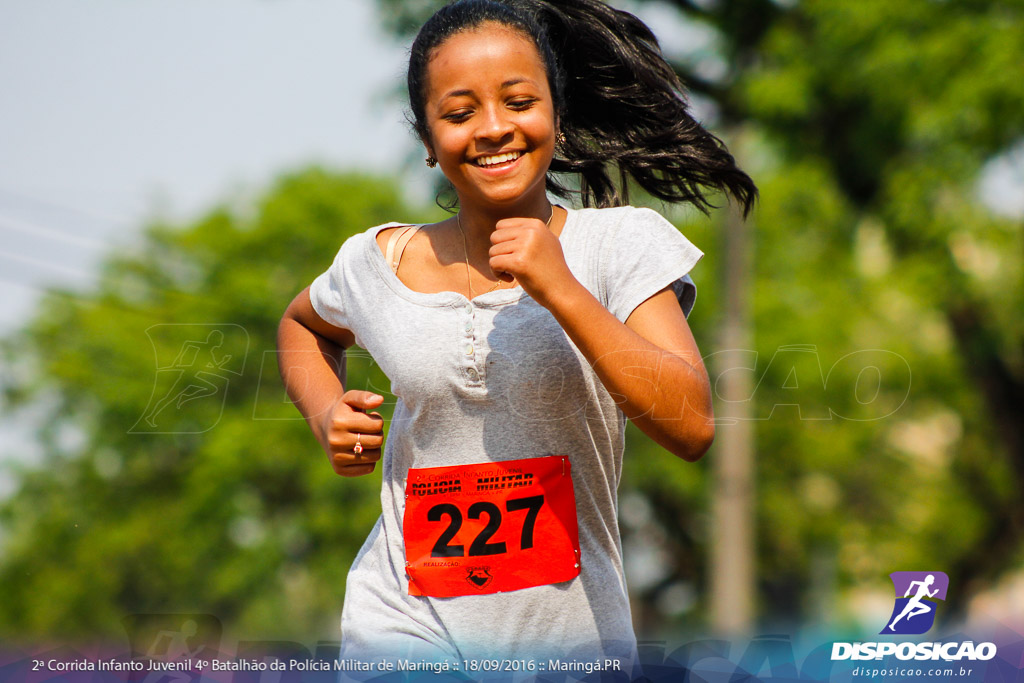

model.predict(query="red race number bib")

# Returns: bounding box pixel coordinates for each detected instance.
[403,455,580,597]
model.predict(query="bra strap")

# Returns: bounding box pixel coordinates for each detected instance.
[384,225,419,274]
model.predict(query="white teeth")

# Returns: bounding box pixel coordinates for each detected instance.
[476,152,521,167]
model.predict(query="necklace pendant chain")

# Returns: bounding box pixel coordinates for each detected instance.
[456,206,555,299]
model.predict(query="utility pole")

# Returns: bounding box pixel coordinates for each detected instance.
[709,202,756,634]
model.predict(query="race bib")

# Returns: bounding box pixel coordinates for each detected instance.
[403,455,580,597]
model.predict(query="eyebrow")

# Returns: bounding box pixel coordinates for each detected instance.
[439,78,536,102]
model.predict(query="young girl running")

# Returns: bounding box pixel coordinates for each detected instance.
[277,0,756,670]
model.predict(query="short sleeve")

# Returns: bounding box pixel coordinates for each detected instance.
[309,236,357,333]
[600,207,704,322]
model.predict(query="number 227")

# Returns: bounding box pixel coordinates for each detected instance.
[427,495,544,558]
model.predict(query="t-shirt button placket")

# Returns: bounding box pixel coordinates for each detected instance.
[462,304,482,385]
[464,338,481,383]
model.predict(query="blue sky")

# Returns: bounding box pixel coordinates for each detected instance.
[6,0,1017,339]
[1,0,1020,466]
[0,0,414,333]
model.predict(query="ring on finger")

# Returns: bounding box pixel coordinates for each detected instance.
[353,433,363,455]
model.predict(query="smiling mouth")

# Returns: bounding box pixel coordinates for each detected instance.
[473,151,522,168]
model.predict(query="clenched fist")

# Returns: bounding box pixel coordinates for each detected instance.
[318,390,385,477]
[488,214,578,309]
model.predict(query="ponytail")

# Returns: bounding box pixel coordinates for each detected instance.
[408,0,758,215]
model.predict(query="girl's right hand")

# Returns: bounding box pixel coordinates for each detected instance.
[318,390,385,477]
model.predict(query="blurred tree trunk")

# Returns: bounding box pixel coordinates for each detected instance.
[710,204,755,633]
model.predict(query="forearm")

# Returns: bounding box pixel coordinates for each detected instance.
[276,314,347,444]
[545,281,714,460]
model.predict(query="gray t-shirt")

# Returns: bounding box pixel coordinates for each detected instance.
[309,205,703,666]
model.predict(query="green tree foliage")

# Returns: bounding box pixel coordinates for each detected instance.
[0,170,431,643]
[730,0,1024,624]
[1,0,1021,644]
[376,0,1023,632]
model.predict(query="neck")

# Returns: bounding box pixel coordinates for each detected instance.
[456,198,554,247]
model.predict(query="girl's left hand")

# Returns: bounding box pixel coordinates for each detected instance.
[489,216,580,309]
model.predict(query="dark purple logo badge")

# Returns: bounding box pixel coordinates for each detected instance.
[881,571,949,635]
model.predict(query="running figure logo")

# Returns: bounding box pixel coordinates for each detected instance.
[881,571,949,635]
[131,324,248,434]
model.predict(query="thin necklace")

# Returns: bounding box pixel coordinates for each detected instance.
[456,207,555,298]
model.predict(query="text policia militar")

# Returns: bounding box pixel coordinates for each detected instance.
[831,641,997,661]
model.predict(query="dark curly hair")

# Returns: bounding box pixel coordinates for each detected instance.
[407,0,757,215]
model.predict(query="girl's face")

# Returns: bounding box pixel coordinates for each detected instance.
[422,23,556,213]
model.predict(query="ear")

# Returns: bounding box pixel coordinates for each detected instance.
[420,134,435,161]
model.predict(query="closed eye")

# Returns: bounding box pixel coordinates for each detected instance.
[508,98,538,111]
[443,109,473,123]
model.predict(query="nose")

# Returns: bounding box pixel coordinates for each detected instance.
[475,104,514,144]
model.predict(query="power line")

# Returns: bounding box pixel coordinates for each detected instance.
[0,186,131,227]
[0,248,94,282]
[0,214,108,250]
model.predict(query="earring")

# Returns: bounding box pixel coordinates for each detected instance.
[425,156,437,168]
[556,132,566,145]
